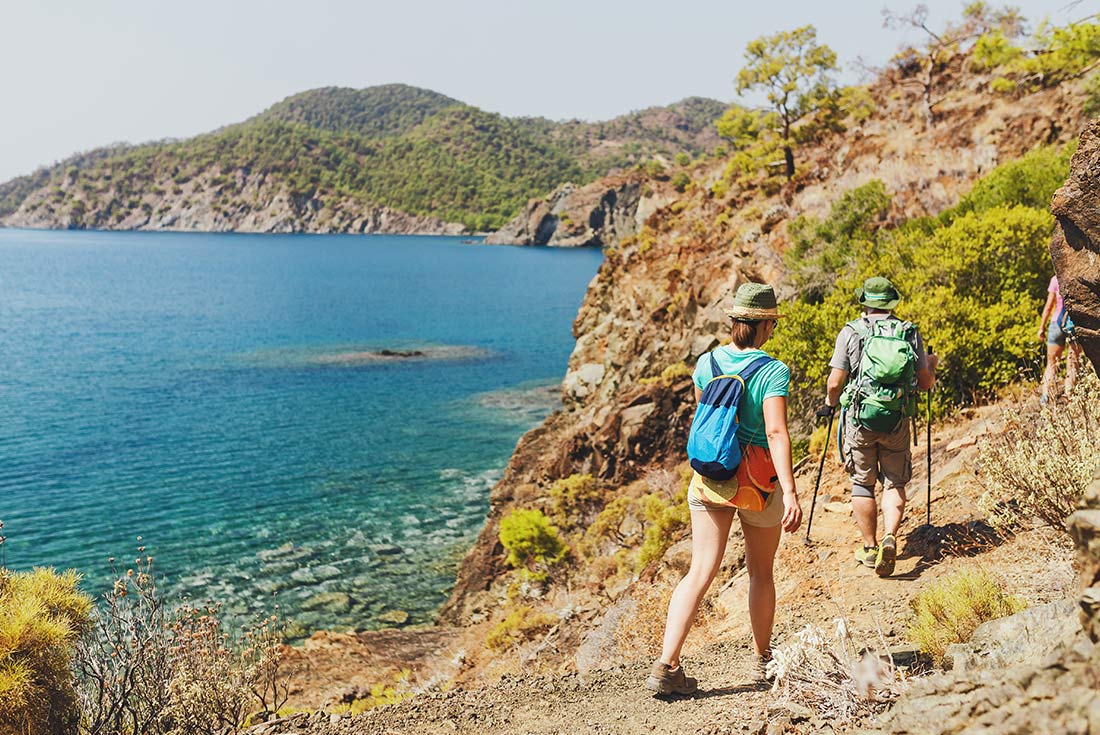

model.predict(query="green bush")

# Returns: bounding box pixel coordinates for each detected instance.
[0,567,94,735]
[774,145,1072,425]
[637,477,690,569]
[548,473,601,527]
[498,509,567,580]
[909,568,1024,663]
[1085,72,1100,119]
[671,171,691,192]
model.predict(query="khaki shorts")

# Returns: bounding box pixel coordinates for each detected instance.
[687,471,785,528]
[842,418,912,497]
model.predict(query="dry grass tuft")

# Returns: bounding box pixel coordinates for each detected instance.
[978,371,1100,532]
[769,618,908,725]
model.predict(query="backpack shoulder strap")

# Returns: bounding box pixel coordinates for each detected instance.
[847,318,872,338]
[735,355,776,385]
[708,352,722,382]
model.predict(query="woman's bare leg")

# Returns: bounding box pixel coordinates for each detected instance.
[659,507,735,667]
[742,520,782,656]
[1066,342,1081,394]
[1043,342,1063,401]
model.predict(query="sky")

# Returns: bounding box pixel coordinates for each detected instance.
[0,0,1082,183]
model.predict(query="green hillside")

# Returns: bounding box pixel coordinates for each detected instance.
[0,86,726,231]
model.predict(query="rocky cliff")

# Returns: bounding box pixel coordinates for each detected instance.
[2,167,466,235]
[1051,119,1100,374]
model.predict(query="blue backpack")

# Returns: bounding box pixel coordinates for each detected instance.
[687,353,775,480]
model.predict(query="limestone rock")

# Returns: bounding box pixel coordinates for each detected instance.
[484,175,661,247]
[1050,119,1100,374]
[1,168,467,236]
[943,600,1079,674]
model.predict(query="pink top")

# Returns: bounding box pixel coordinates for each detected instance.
[1049,276,1063,316]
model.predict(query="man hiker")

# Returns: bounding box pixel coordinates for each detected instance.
[818,277,938,577]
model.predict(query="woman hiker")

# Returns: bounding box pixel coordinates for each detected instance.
[646,283,803,695]
[1039,272,1081,405]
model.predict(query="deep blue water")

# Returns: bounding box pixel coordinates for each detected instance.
[0,229,602,634]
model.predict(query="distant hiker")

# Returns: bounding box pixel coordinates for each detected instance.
[818,276,937,578]
[1038,273,1081,405]
[647,283,803,695]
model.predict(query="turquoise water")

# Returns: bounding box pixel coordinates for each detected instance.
[0,229,602,634]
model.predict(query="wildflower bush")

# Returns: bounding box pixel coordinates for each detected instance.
[77,549,292,735]
[770,619,908,724]
[979,371,1100,532]
[908,567,1024,664]
[498,509,568,581]
[0,567,94,735]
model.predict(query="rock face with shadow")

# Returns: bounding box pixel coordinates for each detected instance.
[1051,118,1100,374]
[865,474,1100,735]
[483,175,665,247]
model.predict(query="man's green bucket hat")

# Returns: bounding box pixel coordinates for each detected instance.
[724,282,785,321]
[856,276,901,310]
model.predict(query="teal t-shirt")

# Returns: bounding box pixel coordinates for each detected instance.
[692,347,790,448]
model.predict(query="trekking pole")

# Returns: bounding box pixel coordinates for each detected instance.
[804,410,835,544]
[926,346,933,527]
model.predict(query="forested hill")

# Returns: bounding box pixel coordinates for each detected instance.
[0,84,725,234]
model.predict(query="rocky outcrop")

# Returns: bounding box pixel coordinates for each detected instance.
[1,168,466,236]
[1051,118,1100,373]
[1069,473,1100,643]
[483,175,670,247]
[868,475,1100,735]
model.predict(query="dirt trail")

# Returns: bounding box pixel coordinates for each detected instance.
[256,403,1076,735]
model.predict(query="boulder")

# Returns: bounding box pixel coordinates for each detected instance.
[1068,472,1100,643]
[1050,119,1100,374]
[943,600,1079,673]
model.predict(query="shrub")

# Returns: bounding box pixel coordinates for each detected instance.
[0,568,94,735]
[638,362,694,387]
[548,474,601,527]
[674,152,691,167]
[485,606,558,652]
[1085,72,1100,119]
[581,496,635,558]
[979,372,1100,532]
[637,478,690,569]
[671,171,691,192]
[77,550,292,734]
[908,567,1024,663]
[498,509,567,580]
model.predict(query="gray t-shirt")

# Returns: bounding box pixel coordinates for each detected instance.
[829,314,928,374]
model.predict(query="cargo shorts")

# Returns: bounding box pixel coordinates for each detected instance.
[842,416,912,498]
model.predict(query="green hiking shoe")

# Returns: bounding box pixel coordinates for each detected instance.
[876,534,897,577]
[855,545,878,568]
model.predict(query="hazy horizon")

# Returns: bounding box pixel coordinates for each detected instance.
[0,0,1077,183]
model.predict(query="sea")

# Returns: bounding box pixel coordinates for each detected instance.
[0,229,603,636]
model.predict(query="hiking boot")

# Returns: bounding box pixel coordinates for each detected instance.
[876,534,897,577]
[645,661,698,695]
[855,545,878,568]
[751,651,775,683]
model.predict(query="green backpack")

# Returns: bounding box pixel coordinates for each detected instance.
[840,318,918,433]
